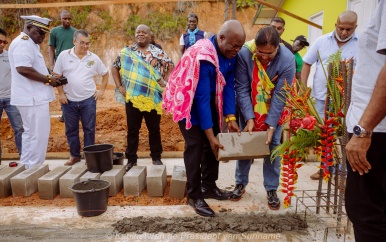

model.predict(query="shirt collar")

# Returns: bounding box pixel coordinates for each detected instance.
[329,30,358,41]
[69,47,91,58]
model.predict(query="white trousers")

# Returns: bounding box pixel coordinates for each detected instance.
[17,104,50,168]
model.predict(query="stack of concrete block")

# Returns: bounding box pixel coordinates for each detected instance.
[169,165,187,199]
[11,164,49,197]
[100,165,125,196]
[59,165,87,198]
[146,165,167,197]
[123,166,147,196]
[0,164,25,198]
[38,166,72,200]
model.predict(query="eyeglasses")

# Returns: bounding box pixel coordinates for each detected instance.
[255,47,278,58]
[76,39,91,47]
[0,40,9,45]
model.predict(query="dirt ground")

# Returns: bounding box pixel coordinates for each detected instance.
[0,85,184,207]
[0,84,184,154]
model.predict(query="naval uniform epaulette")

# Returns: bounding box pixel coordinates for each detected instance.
[21,36,29,40]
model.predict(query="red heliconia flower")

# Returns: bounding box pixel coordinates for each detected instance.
[289,117,302,132]
[337,111,345,118]
[283,196,291,208]
[301,114,317,130]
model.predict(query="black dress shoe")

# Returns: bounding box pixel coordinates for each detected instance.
[152,159,163,165]
[230,184,246,201]
[187,198,215,217]
[126,162,137,171]
[202,187,232,200]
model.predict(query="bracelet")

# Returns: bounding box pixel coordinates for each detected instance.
[268,126,276,130]
[45,74,52,86]
[225,116,237,123]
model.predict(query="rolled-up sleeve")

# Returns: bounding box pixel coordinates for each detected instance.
[303,38,320,65]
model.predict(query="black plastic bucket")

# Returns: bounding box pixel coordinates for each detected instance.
[113,152,124,165]
[70,179,111,217]
[83,144,114,173]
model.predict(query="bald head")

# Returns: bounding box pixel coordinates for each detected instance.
[216,20,246,59]
[338,11,357,24]
[335,11,357,43]
[218,20,245,40]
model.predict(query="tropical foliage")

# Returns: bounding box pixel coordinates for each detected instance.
[273,50,347,208]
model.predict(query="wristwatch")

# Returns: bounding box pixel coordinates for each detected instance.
[353,125,372,138]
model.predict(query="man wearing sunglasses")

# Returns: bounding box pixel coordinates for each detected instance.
[231,26,295,210]
[8,15,62,169]
[0,28,24,164]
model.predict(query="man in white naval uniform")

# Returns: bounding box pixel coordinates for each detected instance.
[9,15,62,168]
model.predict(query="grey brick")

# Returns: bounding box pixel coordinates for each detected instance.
[38,166,71,200]
[80,171,101,182]
[59,165,87,198]
[100,165,125,196]
[217,132,270,161]
[169,165,187,199]
[146,165,166,197]
[0,164,25,198]
[123,166,147,196]
[11,164,49,197]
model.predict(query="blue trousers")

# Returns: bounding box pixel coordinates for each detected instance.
[62,96,96,158]
[0,98,23,155]
[235,126,283,191]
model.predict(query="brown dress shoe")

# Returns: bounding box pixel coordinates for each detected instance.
[310,171,321,180]
[64,157,81,166]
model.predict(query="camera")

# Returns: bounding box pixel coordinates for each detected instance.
[59,76,68,85]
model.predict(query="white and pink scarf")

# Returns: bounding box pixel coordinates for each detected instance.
[162,39,226,130]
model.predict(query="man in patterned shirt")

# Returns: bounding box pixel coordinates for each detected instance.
[111,24,174,171]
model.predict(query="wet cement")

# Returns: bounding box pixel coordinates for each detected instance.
[112,212,307,234]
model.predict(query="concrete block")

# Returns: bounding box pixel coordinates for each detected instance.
[59,165,87,198]
[146,165,166,197]
[169,165,186,199]
[217,132,270,161]
[11,164,49,197]
[100,165,125,196]
[38,166,72,200]
[0,164,25,198]
[123,166,147,196]
[80,171,101,182]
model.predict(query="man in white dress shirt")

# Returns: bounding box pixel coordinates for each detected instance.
[9,15,62,168]
[301,11,358,180]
